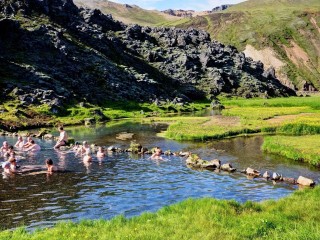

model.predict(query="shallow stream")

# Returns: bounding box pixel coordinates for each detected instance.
[0,121,319,230]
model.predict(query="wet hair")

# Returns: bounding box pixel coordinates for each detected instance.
[46,158,53,165]
[8,145,14,150]
[30,140,35,144]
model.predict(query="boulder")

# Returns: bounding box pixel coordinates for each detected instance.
[272,172,282,181]
[43,133,54,139]
[220,163,236,172]
[245,167,260,177]
[84,118,95,125]
[107,146,116,152]
[297,176,315,186]
[262,171,270,179]
[283,177,296,184]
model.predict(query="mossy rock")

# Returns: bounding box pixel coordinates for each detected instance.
[67,138,75,145]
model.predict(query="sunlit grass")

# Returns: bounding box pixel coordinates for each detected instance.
[262,135,320,165]
[2,186,320,239]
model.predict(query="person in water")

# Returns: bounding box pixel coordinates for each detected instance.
[24,140,41,152]
[14,136,25,149]
[83,149,93,162]
[0,141,9,155]
[46,158,58,173]
[22,137,33,149]
[77,141,91,155]
[2,157,17,174]
[96,146,105,158]
[54,126,68,149]
[4,145,15,158]
[150,147,163,160]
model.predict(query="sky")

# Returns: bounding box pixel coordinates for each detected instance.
[110,0,246,11]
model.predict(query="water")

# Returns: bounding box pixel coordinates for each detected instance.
[0,121,319,230]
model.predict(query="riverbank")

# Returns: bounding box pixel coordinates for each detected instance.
[262,135,320,166]
[1,186,320,239]
[0,100,210,131]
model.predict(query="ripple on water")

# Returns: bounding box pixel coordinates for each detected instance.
[0,128,319,231]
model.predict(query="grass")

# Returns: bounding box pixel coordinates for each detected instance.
[1,186,320,239]
[262,135,320,166]
[0,99,210,129]
[163,96,320,141]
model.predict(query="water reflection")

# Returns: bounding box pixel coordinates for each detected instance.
[0,121,319,230]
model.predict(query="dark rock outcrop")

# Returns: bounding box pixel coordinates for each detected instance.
[0,0,295,112]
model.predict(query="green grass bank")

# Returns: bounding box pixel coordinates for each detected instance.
[262,135,320,166]
[164,96,320,141]
[1,186,320,239]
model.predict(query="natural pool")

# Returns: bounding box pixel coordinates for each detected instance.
[1,121,319,230]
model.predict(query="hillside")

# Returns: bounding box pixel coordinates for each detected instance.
[79,0,320,92]
[0,0,294,129]
[175,0,320,92]
[73,0,183,26]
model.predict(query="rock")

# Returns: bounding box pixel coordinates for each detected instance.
[210,99,225,110]
[116,132,134,140]
[179,152,190,157]
[43,133,54,139]
[186,154,217,169]
[107,146,116,152]
[202,159,221,169]
[297,176,315,186]
[84,118,95,125]
[244,167,260,177]
[283,177,296,184]
[36,129,49,138]
[272,172,282,181]
[67,138,75,145]
[262,171,270,179]
[220,163,236,172]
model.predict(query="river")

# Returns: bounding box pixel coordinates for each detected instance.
[0,121,319,230]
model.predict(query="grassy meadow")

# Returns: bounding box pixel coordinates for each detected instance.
[163,96,320,140]
[1,186,320,239]
[262,135,320,166]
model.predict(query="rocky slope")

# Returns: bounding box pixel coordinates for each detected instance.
[175,0,320,92]
[0,0,294,128]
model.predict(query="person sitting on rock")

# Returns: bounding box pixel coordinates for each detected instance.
[96,146,105,158]
[24,140,41,152]
[46,158,58,173]
[54,126,68,149]
[0,141,9,155]
[23,137,33,149]
[14,136,25,149]
[150,147,163,160]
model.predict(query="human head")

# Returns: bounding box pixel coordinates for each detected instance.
[59,126,64,131]
[46,158,53,166]
[30,140,35,144]
[3,141,8,146]
[9,157,16,165]
[18,136,23,141]
[98,146,103,151]
[83,141,87,146]
[8,145,14,150]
